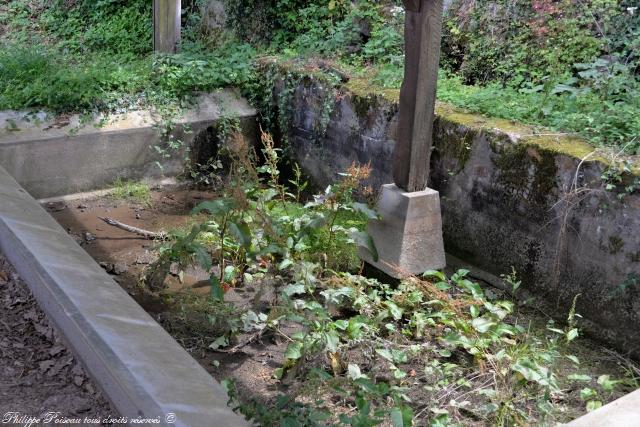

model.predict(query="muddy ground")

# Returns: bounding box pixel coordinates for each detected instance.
[0,254,115,425]
[46,186,292,405]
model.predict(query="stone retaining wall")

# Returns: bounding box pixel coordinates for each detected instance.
[266,63,640,356]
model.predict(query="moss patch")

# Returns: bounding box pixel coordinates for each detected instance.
[435,104,602,162]
[609,235,624,255]
[342,78,633,170]
[494,144,531,194]
[522,135,600,162]
[345,77,400,104]
[493,143,558,218]
[433,121,476,172]
[344,78,609,168]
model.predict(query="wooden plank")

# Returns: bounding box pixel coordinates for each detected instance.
[393,0,444,192]
[404,0,422,11]
[153,0,181,53]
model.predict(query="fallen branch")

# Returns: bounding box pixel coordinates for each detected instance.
[98,217,167,240]
[211,328,267,354]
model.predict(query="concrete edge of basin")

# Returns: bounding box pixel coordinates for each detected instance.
[0,165,248,427]
[0,90,259,199]
[565,389,640,426]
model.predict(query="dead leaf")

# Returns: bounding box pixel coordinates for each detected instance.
[34,323,53,339]
[47,357,72,377]
[23,309,39,322]
[49,345,65,357]
[39,359,55,372]
[71,363,85,377]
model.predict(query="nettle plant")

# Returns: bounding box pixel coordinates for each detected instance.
[149,128,378,299]
[150,130,629,425]
[601,157,640,200]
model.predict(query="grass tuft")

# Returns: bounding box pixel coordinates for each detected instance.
[110,178,151,204]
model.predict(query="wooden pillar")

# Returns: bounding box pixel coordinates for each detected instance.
[393,0,444,192]
[153,0,181,53]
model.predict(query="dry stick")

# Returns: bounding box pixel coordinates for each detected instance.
[98,216,167,240]
[546,143,633,302]
[547,151,596,304]
[602,348,640,377]
[211,328,267,354]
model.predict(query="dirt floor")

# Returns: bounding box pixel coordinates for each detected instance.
[45,186,212,314]
[44,184,640,425]
[0,253,115,425]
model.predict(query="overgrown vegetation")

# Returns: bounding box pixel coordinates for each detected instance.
[3,2,638,424]
[2,0,639,153]
[147,129,637,425]
[434,0,640,153]
[223,0,640,153]
[0,0,255,114]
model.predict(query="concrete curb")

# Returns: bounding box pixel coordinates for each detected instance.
[0,166,247,427]
[565,389,640,426]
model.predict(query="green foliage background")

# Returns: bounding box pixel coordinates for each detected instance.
[0,0,638,152]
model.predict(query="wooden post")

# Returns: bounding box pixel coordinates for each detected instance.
[153,0,181,53]
[393,0,444,192]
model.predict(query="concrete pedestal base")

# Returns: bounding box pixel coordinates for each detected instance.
[359,183,445,278]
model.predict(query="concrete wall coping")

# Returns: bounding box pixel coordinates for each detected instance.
[255,59,638,170]
[0,165,247,427]
[0,89,256,145]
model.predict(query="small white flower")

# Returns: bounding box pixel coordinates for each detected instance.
[628,7,637,15]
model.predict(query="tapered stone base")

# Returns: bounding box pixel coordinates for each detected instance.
[359,183,446,278]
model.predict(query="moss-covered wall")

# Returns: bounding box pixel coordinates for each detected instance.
[257,60,640,356]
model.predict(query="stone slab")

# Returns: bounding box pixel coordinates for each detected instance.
[0,165,247,427]
[0,90,257,198]
[566,389,640,427]
[359,183,446,278]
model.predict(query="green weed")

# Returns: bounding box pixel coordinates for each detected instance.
[110,178,151,204]
[147,129,635,425]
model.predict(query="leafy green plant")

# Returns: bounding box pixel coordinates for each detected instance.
[262,265,604,425]
[222,378,331,426]
[435,71,640,154]
[191,197,251,300]
[136,127,633,425]
[601,157,640,199]
[154,128,377,301]
[147,223,213,291]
